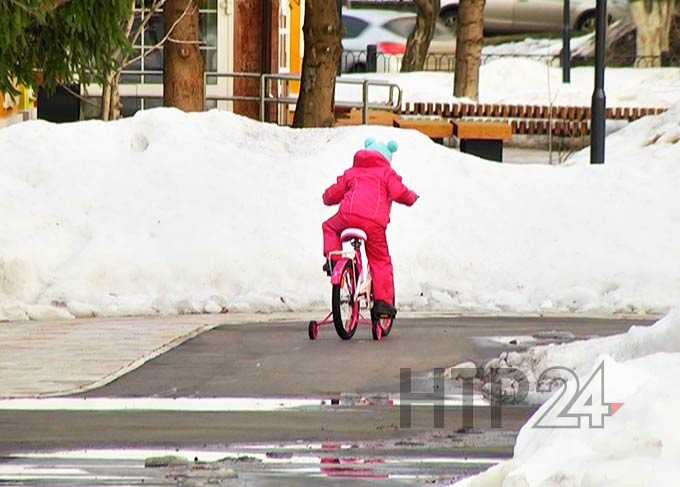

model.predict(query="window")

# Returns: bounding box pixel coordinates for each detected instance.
[121,97,142,117]
[382,17,454,40]
[279,8,290,71]
[122,0,218,85]
[200,0,218,80]
[342,15,369,39]
[382,17,414,38]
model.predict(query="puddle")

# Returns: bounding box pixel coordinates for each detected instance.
[3,444,503,486]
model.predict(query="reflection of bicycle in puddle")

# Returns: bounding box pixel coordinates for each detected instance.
[320,456,388,479]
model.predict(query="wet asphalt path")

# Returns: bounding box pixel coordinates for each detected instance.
[85,316,650,398]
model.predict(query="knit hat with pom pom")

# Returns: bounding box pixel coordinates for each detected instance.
[364,137,398,162]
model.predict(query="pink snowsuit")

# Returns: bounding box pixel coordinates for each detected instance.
[322,149,418,305]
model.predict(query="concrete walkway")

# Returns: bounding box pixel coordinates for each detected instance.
[0,312,321,399]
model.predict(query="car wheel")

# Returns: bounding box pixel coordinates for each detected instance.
[576,11,612,32]
[576,11,596,32]
[440,7,458,32]
[350,62,367,73]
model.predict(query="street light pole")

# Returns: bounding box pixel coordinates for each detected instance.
[562,0,571,83]
[590,0,607,164]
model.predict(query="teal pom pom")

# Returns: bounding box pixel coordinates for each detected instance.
[364,137,376,148]
[387,140,398,153]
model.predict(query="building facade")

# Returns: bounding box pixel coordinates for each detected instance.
[0,86,36,128]
[80,0,304,121]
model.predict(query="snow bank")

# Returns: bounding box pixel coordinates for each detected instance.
[485,308,680,404]
[482,34,593,58]
[455,353,680,487]
[454,309,680,486]
[1,107,680,319]
[569,102,680,164]
[336,59,680,107]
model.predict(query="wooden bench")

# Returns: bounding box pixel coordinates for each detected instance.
[451,121,512,162]
[393,116,453,144]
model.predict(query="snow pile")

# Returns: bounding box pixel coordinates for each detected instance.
[337,59,680,107]
[482,34,592,58]
[569,101,680,164]
[455,354,680,486]
[454,309,680,487]
[1,107,680,320]
[484,308,680,404]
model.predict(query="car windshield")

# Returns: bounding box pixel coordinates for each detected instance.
[342,15,370,39]
[382,17,455,40]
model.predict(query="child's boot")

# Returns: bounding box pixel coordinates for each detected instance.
[322,258,339,276]
[372,300,397,319]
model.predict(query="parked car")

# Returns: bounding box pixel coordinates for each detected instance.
[439,0,629,34]
[341,8,456,72]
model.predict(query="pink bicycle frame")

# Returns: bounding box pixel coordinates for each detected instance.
[315,240,371,331]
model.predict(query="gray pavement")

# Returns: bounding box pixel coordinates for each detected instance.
[86,316,653,398]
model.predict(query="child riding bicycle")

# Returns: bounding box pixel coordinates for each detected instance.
[322,137,419,319]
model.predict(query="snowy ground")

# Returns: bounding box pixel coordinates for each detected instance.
[482,35,592,58]
[1,106,679,320]
[452,307,680,487]
[569,101,680,163]
[337,59,680,107]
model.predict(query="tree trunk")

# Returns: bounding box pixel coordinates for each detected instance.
[101,1,135,120]
[630,0,675,66]
[101,80,112,121]
[163,0,204,111]
[233,0,279,121]
[292,0,342,128]
[453,0,485,100]
[109,72,122,120]
[401,0,441,72]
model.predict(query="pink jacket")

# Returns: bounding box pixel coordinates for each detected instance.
[323,150,418,227]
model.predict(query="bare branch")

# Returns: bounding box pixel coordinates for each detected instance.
[123,0,198,69]
[130,0,167,47]
[61,84,101,108]
[166,36,201,44]
[124,0,136,38]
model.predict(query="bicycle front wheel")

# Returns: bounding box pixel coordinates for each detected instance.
[332,261,358,340]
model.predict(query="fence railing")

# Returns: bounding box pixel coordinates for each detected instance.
[205,72,402,124]
[341,49,680,73]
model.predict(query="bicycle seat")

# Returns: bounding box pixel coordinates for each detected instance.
[341,228,368,242]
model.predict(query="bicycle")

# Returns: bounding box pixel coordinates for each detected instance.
[308,228,394,341]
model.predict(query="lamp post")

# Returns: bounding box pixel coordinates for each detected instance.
[562,0,571,83]
[590,0,607,164]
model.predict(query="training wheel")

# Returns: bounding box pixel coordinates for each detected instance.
[308,321,319,340]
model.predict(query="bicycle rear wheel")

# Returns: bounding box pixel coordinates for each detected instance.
[332,262,358,340]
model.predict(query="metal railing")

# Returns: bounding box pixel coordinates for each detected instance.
[113,70,402,124]
[340,49,680,73]
[205,72,402,124]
